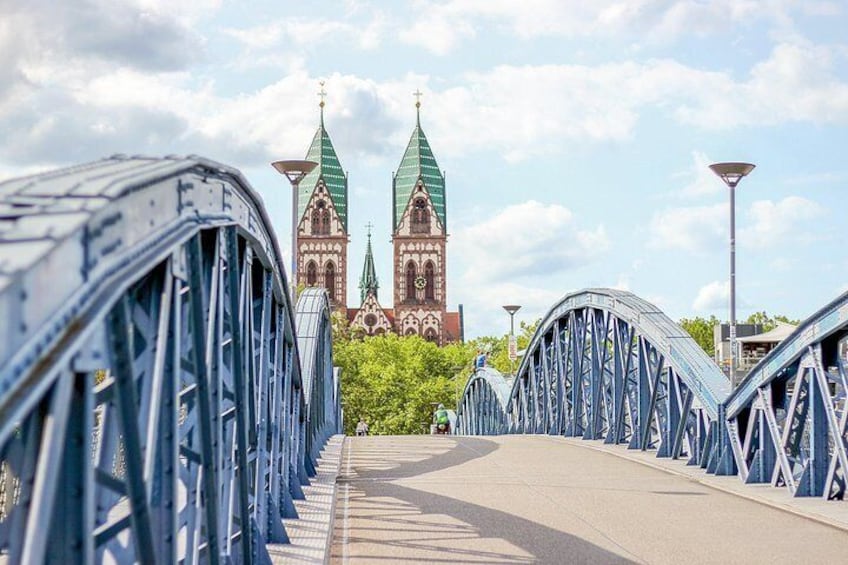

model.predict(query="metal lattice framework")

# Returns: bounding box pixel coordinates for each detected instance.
[458,288,848,501]
[455,368,512,435]
[0,156,340,563]
[723,291,848,499]
[458,289,734,468]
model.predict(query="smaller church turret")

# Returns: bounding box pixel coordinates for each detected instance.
[349,224,393,336]
[359,223,379,303]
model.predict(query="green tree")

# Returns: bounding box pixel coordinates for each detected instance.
[679,316,720,357]
[744,311,800,332]
[333,332,476,435]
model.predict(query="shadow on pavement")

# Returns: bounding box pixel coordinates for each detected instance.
[332,436,635,564]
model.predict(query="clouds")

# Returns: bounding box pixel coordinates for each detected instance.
[453,200,609,282]
[222,13,386,55]
[402,0,828,53]
[649,196,824,253]
[649,203,726,252]
[693,280,729,311]
[450,200,609,336]
[3,0,848,175]
[1,1,205,73]
[743,196,824,247]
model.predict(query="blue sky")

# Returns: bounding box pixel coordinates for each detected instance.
[1,0,847,337]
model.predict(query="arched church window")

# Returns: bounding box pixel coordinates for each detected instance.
[411,198,429,233]
[325,261,336,301]
[424,328,438,343]
[405,327,417,336]
[306,261,318,286]
[424,261,435,301]
[405,261,417,302]
[312,200,330,235]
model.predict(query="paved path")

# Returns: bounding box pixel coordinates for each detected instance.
[330,435,848,564]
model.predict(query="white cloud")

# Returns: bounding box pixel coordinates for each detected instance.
[672,151,724,199]
[741,196,824,248]
[222,17,384,52]
[4,4,848,178]
[453,200,609,283]
[649,195,825,253]
[456,280,563,339]
[649,203,725,252]
[403,0,808,53]
[693,280,729,311]
[451,200,609,337]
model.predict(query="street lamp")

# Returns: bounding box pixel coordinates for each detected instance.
[709,162,755,387]
[503,305,521,374]
[271,159,318,299]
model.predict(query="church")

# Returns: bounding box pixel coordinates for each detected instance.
[293,89,463,345]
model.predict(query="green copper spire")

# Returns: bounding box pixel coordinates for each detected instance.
[393,92,445,230]
[359,223,379,302]
[297,82,348,230]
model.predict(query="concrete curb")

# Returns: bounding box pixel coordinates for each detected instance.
[268,434,346,564]
[551,436,848,534]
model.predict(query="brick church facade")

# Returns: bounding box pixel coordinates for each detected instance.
[296,93,463,345]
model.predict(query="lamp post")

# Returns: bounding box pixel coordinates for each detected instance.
[709,162,755,387]
[271,159,317,300]
[503,305,521,375]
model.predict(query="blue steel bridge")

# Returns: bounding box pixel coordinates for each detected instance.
[0,156,846,563]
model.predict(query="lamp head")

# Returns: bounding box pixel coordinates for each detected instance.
[709,162,755,188]
[503,305,521,316]
[271,159,318,184]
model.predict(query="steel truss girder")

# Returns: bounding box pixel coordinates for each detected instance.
[723,290,848,498]
[460,288,848,503]
[0,157,341,562]
[458,289,728,478]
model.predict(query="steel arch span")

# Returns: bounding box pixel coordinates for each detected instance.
[723,291,848,499]
[0,156,339,563]
[455,368,512,435]
[458,289,734,468]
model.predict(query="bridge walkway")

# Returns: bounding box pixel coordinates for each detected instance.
[331,435,848,564]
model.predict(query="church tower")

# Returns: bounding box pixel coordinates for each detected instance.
[296,84,349,311]
[391,93,449,344]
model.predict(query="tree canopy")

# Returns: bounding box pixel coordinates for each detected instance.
[332,322,474,435]
[330,315,540,435]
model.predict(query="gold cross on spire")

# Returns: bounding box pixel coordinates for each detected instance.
[413,89,423,125]
[318,81,327,108]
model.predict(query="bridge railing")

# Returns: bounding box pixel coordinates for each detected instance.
[456,287,848,501]
[722,291,848,498]
[0,156,339,563]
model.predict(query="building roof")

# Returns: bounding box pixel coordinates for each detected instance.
[298,106,348,230]
[359,227,379,303]
[444,311,462,343]
[393,105,445,230]
[737,321,798,344]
